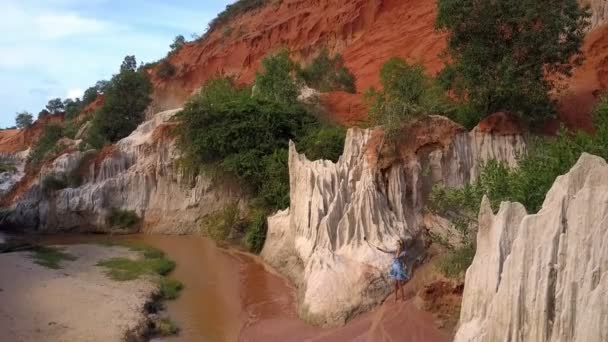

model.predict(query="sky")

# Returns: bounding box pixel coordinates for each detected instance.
[0,0,234,128]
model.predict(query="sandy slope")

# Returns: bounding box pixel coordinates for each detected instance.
[0,244,157,342]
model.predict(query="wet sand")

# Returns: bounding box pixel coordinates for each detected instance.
[31,234,450,342]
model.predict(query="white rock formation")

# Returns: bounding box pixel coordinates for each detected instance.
[580,0,608,29]
[456,153,608,342]
[0,150,28,197]
[2,109,246,233]
[262,117,526,326]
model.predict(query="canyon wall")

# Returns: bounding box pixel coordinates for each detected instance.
[456,154,608,342]
[261,115,526,326]
[150,0,608,128]
[0,110,246,234]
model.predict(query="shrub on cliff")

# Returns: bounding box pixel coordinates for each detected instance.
[253,49,302,105]
[15,111,33,129]
[178,77,313,210]
[430,97,608,247]
[436,0,590,125]
[245,209,267,253]
[88,56,152,147]
[366,58,451,138]
[156,60,177,79]
[207,0,268,33]
[106,208,140,230]
[300,49,356,93]
[27,124,64,167]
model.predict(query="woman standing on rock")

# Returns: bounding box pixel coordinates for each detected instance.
[366,238,409,301]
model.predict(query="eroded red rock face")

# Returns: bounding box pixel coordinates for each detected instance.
[0,114,64,153]
[150,0,445,121]
[474,112,526,136]
[558,24,608,132]
[150,0,608,131]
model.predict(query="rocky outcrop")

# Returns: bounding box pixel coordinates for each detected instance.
[1,109,246,234]
[262,116,526,326]
[456,154,608,342]
[0,150,28,197]
[581,0,608,29]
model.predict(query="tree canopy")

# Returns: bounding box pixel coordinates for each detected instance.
[436,0,590,124]
[88,56,152,147]
[15,111,33,129]
[45,98,65,114]
[366,58,450,137]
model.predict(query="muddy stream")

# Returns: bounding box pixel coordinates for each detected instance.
[19,233,449,342]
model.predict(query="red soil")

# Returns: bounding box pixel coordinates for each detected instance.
[557,24,608,132]
[150,0,444,121]
[0,114,64,153]
[150,0,608,131]
[474,112,527,135]
[76,95,104,123]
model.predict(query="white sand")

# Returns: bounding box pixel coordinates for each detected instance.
[0,244,158,342]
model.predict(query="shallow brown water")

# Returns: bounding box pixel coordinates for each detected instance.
[30,234,450,342]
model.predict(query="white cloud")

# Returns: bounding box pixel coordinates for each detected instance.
[66,88,84,99]
[36,13,110,39]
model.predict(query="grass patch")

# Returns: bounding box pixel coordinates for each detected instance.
[106,208,140,229]
[29,246,77,269]
[202,204,241,241]
[437,245,475,279]
[97,256,175,281]
[97,243,174,281]
[0,163,17,173]
[160,278,184,300]
[155,318,179,336]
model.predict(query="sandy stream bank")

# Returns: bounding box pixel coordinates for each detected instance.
[0,234,452,342]
[0,244,158,342]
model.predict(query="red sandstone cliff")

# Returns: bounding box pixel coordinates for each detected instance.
[150,0,608,129]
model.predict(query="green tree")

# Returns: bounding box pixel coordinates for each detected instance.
[15,111,33,128]
[436,0,590,124]
[366,58,451,138]
[37,109,50,119]
[254,50,301,105]
[63,98,84,119]
[120,55,138,72]
[300,49,356,93]
[88,56,152,146]
[156,60,177,79]
[170,35,186,52]
[46,98,65,114]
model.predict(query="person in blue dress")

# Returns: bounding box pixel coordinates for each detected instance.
[367,238,409,301]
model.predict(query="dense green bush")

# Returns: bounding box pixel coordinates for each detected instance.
[300,49,356,93]
[436,0,590,125]
[437,244,475,279]
[178,76,314,210]
[296,125,346,162]
[15,111,33,129]
[106,208,140,229]
[254,49,301,105]
[202,204,241,241]
[28,124,64,167]
[63,98,84,119]
[208,0,268,33]
[88,56,152,148]
[156,60,177,79]
[245,209,267,253]
[366,58,451,138]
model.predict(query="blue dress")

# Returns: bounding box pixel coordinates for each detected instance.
[389,251,408,282]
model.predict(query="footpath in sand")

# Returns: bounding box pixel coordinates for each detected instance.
[0,244,157,342]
